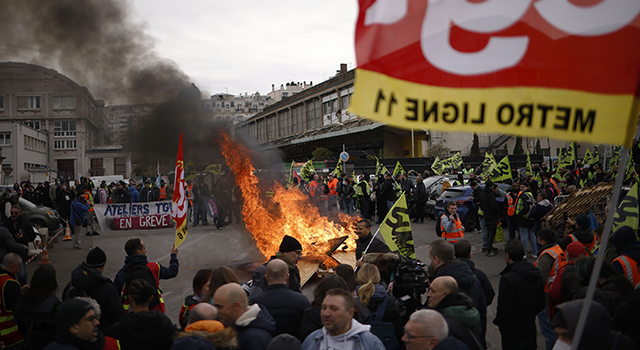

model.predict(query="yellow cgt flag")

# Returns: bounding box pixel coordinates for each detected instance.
[612,182,639,233]
[379,192,415,259]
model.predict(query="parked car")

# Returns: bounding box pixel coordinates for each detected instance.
[424,174,478,218]
[433,184,510,232]
[17,197,61,232]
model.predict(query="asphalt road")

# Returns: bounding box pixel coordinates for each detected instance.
[28,216,545,349]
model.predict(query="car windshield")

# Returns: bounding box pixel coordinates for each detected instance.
[18,197,37,209]
[423,176,442,188]
[440,189,466,199]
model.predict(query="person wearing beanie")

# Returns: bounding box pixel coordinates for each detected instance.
[558,213,597,252]
[44,297,120,350]
[549,242,586,311]
[62,247,125,331]
[249,235,303,298]
[611,226,640,287]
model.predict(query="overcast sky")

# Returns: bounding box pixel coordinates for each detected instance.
[131,0,358,97]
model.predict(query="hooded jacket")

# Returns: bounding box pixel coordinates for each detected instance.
[249,283,310,336]
[171,327,238,350]
[249,253,301,299]
[301,319,386,350]
[435,260,487,321]
[612,241,640,278]
[529,199,553,233]
[235,304,276,350]
[433,293,482,350]
[612,287,640,346]
[558,226,595,251]
[62,263,124,331]
[493,259,544,340]
[128,186,139,203]
[355,284,403,343]
[113,254,179,294]
[458,258,495,307]
[479,186,499,222]
[105,310,177,350]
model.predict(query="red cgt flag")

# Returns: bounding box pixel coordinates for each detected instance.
[172,133,188,248]
[350,0,640,147]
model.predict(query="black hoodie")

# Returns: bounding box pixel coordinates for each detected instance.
[480,186,499,222]
[493,259,544,340]
[106,310,177,350]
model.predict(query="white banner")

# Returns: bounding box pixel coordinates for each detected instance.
[94,201,174,231]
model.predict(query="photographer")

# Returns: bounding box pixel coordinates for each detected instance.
[440,202,464,244]
[70,192,91,249]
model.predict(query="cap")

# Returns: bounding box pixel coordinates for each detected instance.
[85,247,107,268]
[145,179,151,184]
[279,235,302,253]
[575,213,590,229]
[566,242,585,259]
[443,177,450,183]
[612,226,637,254]
[56,298,94,331]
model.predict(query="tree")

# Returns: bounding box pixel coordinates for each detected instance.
[470,133,481,157]
[534,140,542,155]
[513,136,524,155]
[381,147,399,159]
[312,147,333,161]
[425,143,451,157]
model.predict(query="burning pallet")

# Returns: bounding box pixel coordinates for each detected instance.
[298,235,356,286]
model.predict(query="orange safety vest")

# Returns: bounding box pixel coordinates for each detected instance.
[159,185,167,200]
[0,273,23,347]
[569,234,596,253]
[328,179,338,196]
[187,184,194,207]
[309,180,319,198]
[440,214,464,244]
[549,178,561,195]
[104,336,121,350]
[535,245,567,293]
[613,255,640,287]
[507,191,521,216]
[121,262,166,313]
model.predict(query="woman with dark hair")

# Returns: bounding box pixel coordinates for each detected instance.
[204,266,241,303]
[335,264,356,295]
[298,274,348,341]
[178,268,213,330]
[106,279,177,350]
[14,264,61,350]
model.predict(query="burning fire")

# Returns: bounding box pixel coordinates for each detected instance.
[218,130,359,265]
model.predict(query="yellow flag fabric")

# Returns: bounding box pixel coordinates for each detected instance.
[184,161,197,181]
[379,192,415,259]
[203,164,223,175]
[610,146,621,169]
[489,155,512,182]
[526,150,532,176]
[558,142,576,169]
[440,152,463,170]
[331,159,344,177]
[478,153,497,180]
[393,161,405,176]
[592,146,600,165]
[288,161,295,185]
[300,160,315,181]
[583,148,593,166]
[612,182,639,233]
[376,157,389,176]
[431,157,444,175]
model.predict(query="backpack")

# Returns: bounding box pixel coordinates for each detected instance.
[64,284,88,300]
[355,295,399,350]
[124,264,161,310]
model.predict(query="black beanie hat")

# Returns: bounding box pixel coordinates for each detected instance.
[86,247,107,268]
[56,298,94,331]
[575,213,590,229]
[279,235,302,253]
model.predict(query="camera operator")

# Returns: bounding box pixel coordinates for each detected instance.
[70,192,91,249]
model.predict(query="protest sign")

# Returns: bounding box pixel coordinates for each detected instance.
[94,201,173,231]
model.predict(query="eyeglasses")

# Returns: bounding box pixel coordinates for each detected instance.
[403,328,433,342]
[10,212,19,215]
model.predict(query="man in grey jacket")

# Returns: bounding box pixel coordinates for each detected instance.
[302,288,385,350]
[0,226,29,284]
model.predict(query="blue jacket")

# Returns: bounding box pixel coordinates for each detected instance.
[113,254,179,293]
[129,186,139,203]
[235,304,276,350]
[301,319,386,350]
[69,199,90,226]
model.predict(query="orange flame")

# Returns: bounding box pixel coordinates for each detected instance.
[218,130,359,265]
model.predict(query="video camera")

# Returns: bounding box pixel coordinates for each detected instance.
[393,255,430,323]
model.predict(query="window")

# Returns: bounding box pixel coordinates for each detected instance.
[53,96,77,110]
[282,92,288,97]
[230,101,234,107]
[22,121,40,130]
[253,105,258,112]
[54,121,77,136]
[237,116,244,122]
[0,96,3,110]
[217,116,222,121]
[17,96,40,110]
[0,133,10,145]
[341,94,351,109]
[245,101,250,107]
[114,158,127,176]
[226,116,231,121]
[54,140,76,149]
[90,158,105,176]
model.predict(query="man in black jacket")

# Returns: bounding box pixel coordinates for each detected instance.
[382,173,397,210]
[63,247,125,331]
[249,259,310,336]
[493,239,544,350]
[480,180,500,257]
[355,219,391,263]
[2,206,37,246]
[249,235,303,298]
[413,176,427,224]
[139,180,156,202]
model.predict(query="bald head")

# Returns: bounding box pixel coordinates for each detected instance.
[2,253,23,274]
[213,283,249,327]
[433,276,458,294]
[188,303,219,325]
[266,259,289,285]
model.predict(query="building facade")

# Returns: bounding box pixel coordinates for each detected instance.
[204,91,275,125]
[0,62,131,184]
[104,103,156,145]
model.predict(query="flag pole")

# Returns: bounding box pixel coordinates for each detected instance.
[571,147,629,350]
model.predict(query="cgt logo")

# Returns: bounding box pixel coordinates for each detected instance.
[364,0,640,75]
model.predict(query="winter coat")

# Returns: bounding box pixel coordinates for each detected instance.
[382,179,396,202]
[249,253,301,299]
[479,186,499,222]
[62,263,125,331]
[171,327,238,350]
[0,226,29,261]
[106,311,177,350]
[433,293,482,350]
[415,182,427,203]
[301,319,386,350]
[139,187,155,202]
[2,216,37,245]
[549,263,580,307]
[354,284,404,343]
[43,332,116,350]
[612,287,640,347]
[298,306,322,342]
[515,191,535,228]
[249,283,310,336]
[558,226,595,251]
[435,260,487,321]
[113,254,179,294]
[234,304,276,350]
[612,241,640,279]
[14,294,61,350]
[128,186,139,203]
[69,199,90,226]
[355,233,391,260]
[493,259,544,340]
[458,258,495,306]
[529,199,553,233]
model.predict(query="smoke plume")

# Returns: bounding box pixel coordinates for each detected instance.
[0,0,190,104]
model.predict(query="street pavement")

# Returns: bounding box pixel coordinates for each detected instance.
[28,216,545,349]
